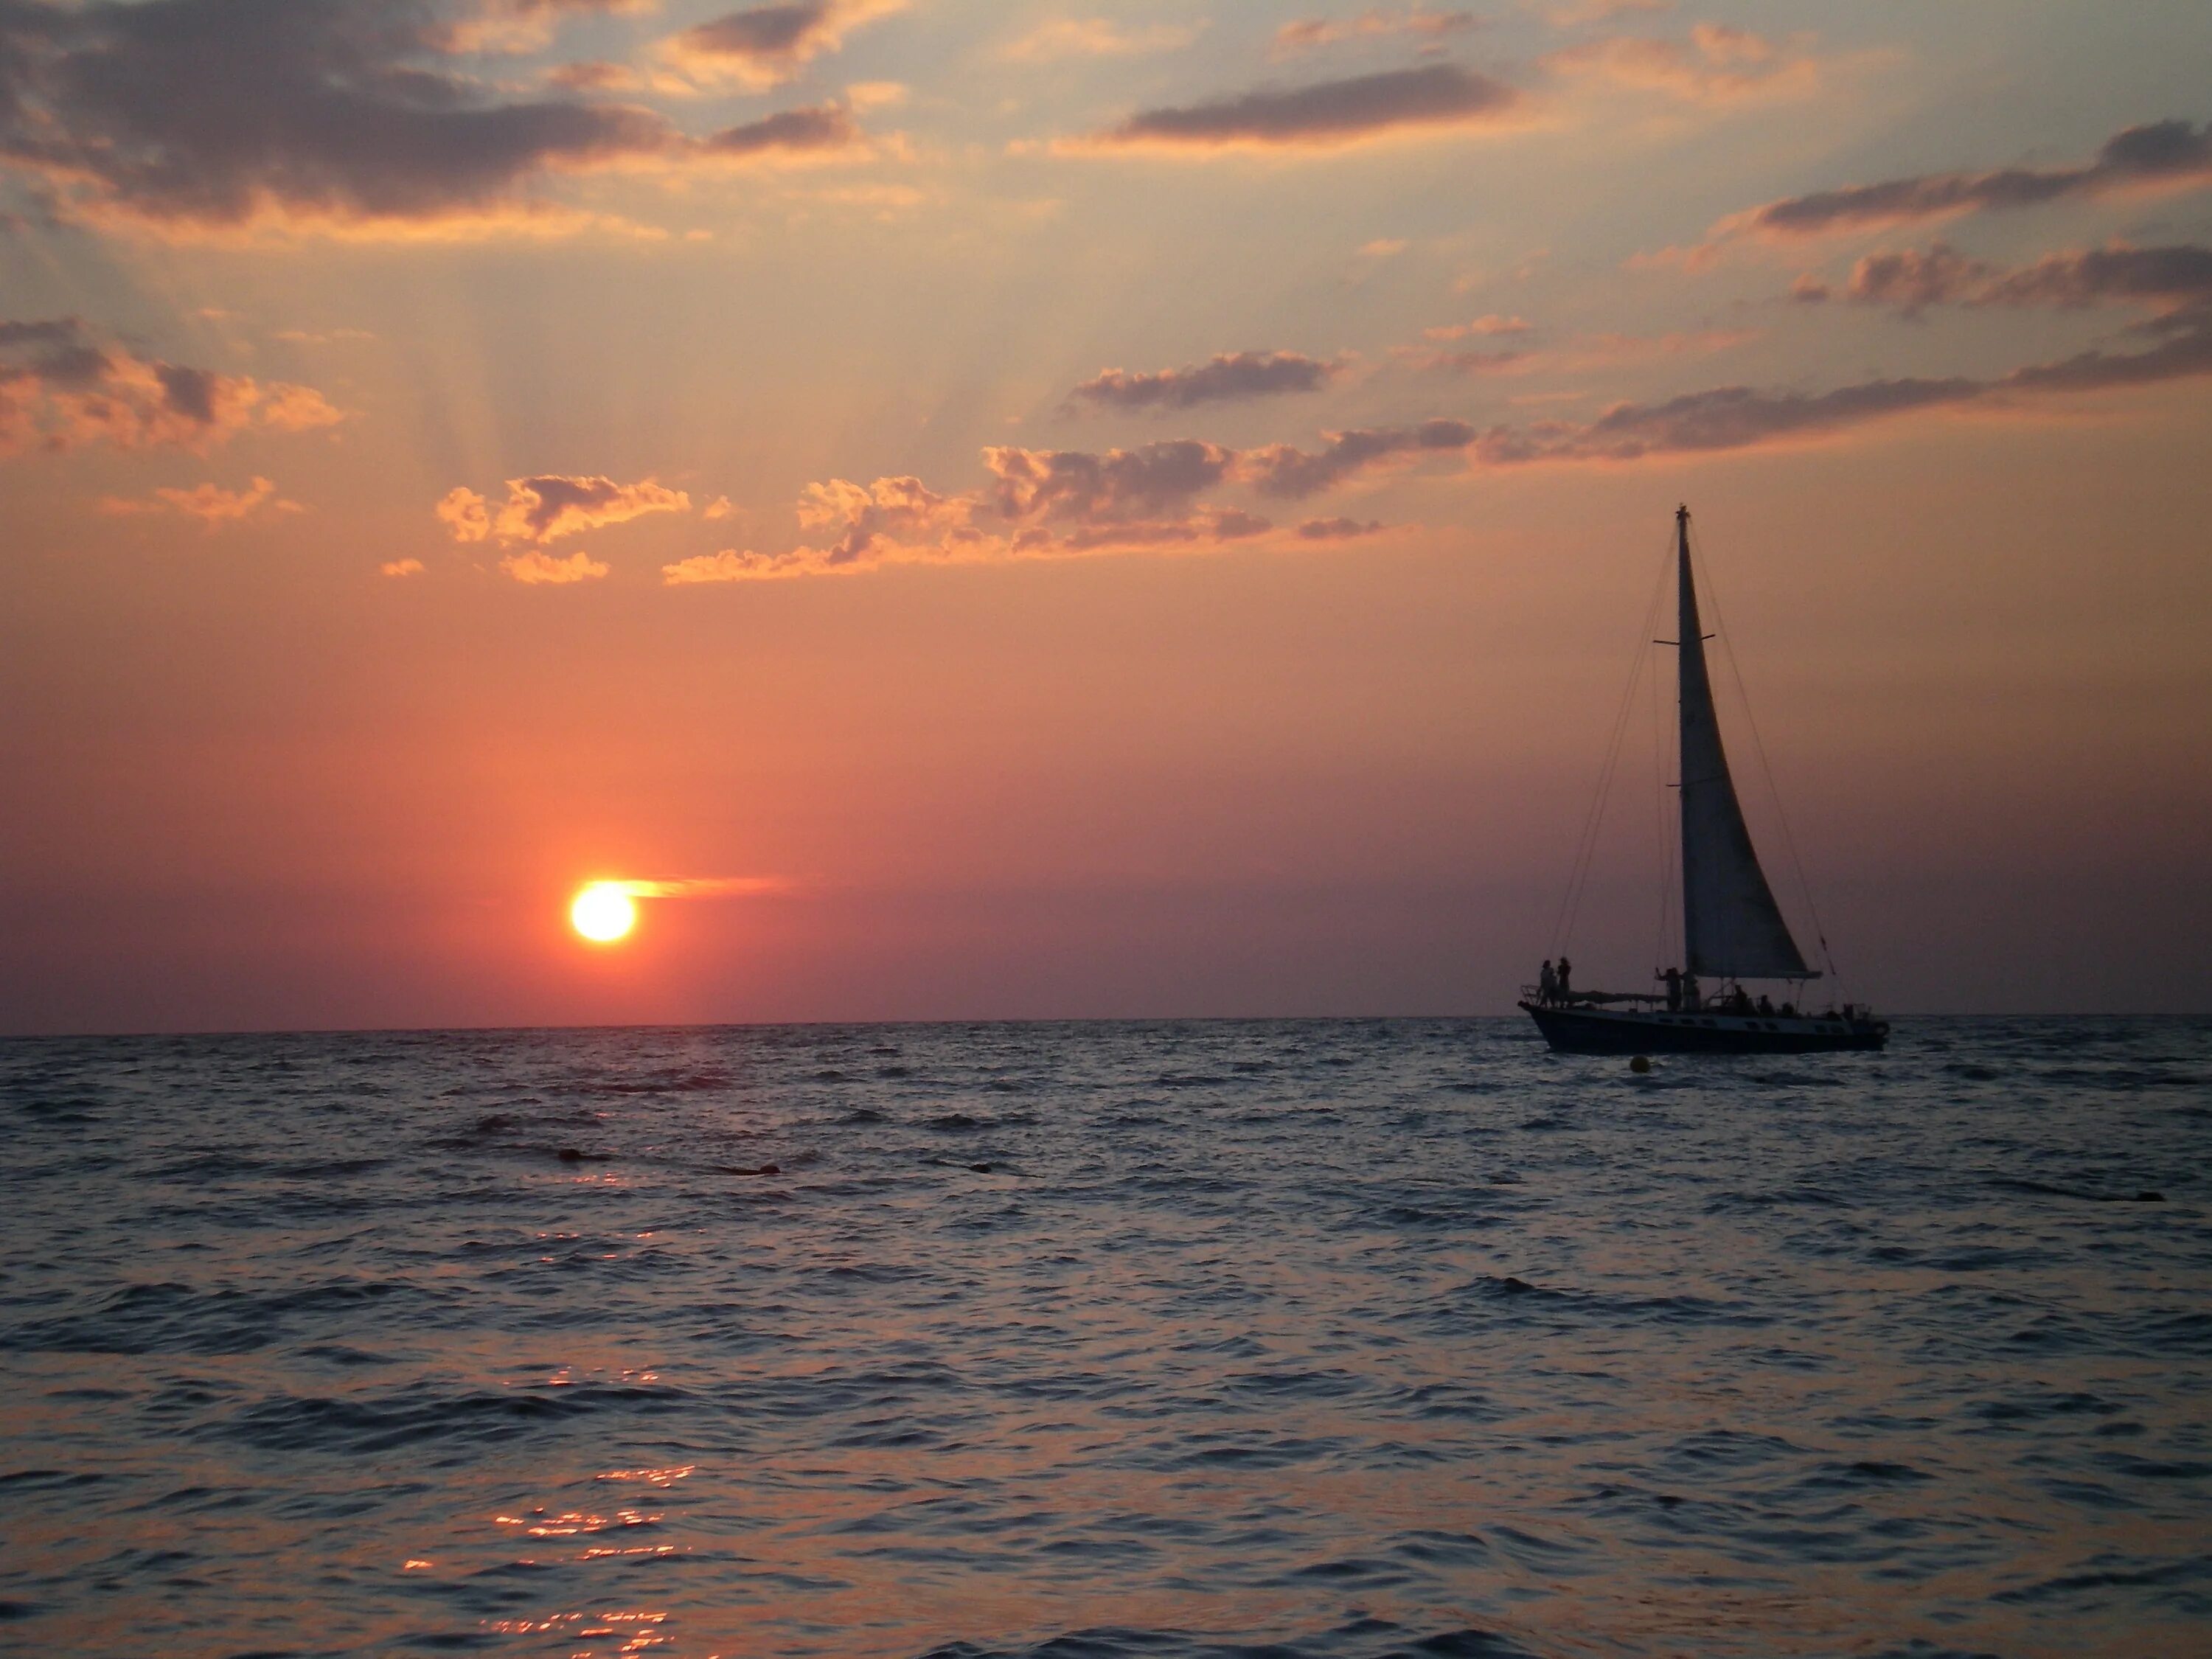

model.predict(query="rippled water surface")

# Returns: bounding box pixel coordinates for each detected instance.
[3,1018,2208,1658]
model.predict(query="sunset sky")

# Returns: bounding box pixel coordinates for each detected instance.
[4,0,2208,1032]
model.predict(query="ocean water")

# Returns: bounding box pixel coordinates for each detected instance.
[1,1018,2208,1659]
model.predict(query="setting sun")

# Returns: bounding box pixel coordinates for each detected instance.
[570,883,638,944]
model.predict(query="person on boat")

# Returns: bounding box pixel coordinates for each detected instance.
[1683,973,1700,1011]
[1662,967,1682,1012]
[1557,957,1573,1001]
[1538,960,1557,1004]
[1730,987,1753,1015]
[1779,1001,1796,1018]
[1756,994,1773,1016]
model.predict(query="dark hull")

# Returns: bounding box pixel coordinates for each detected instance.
[1521,1001,1888,1055]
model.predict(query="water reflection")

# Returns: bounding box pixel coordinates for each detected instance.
[0,1018,2206,1656]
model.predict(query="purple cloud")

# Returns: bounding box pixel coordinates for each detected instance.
[0,0,871,235]
[1737,119,2212,238]
[1086,63,1520,152]
[1069,351,1341,412]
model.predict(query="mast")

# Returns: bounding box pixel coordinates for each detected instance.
[1675,506,1812,981]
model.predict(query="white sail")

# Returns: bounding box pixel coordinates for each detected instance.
[1676,510,1812,980]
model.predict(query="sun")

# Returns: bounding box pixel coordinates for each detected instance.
[570,883,638,943]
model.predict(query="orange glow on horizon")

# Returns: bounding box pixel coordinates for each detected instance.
[570,883,639,943]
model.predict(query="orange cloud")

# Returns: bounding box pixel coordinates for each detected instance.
[664,445,1281,582]
[665,549,790,583]
[380,557,426,577]
[1001,18,1198,63]
[657,246,2208,587]
[598,876,793,898]
[439,0,660,57]
[501,549,611,584]
[96,475,302,526]
[1544,24,1820,106]
[0,318,343,456]
[439,476,692,545]
[436,487,493,543]
[1272,7,1479,59]
[1425,313,1533,340]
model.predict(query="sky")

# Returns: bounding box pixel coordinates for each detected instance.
[2,0,2209,1032]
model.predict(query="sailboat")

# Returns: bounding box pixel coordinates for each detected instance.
[1522,506,1888,1055]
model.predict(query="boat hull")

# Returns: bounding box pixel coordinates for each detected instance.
[1520,1001,1887,1055]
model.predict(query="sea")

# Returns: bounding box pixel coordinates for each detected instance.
[1,1018,2207,1659]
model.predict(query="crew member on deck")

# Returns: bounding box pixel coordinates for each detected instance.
[1538,960,1557,1004]
[1557,957,1573,1001]
[1663,967,1682,1012]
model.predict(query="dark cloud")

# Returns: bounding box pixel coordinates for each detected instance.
[1740,119,2212,238]
[0,314,343,453]
[1088,63,1520,151]
[1416,347,1536,374]
[1241,418,1476,498]
[0,0,670,229]
[477,0,648,15]
[984,440,1239,521]
[1824,240,2212,319]
[1068,350,1340,412]
[664,0,902,88]
[0,0,869,234]
[681,4,824,58]
[0,316,107,384]
[1545,321,2212,455]
[1842,243,1996,313]
[1250,302,2212,485]
[1296,516,1385,539]
[704,104,859,158]
[1971,243,2212,313]
[1548,378,1981,459]
[544,59,636,91]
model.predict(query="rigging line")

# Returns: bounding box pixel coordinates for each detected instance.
[1549,634,1639,958]
[1549,543,1663,956]
[1554,530,1673,956]
[1551,573,1649,956]
[1550,529,1674,959]
[1687,521,1842,984]
[1650,602,1677,975]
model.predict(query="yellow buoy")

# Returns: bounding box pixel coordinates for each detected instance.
[1630,1055,1652,1074]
